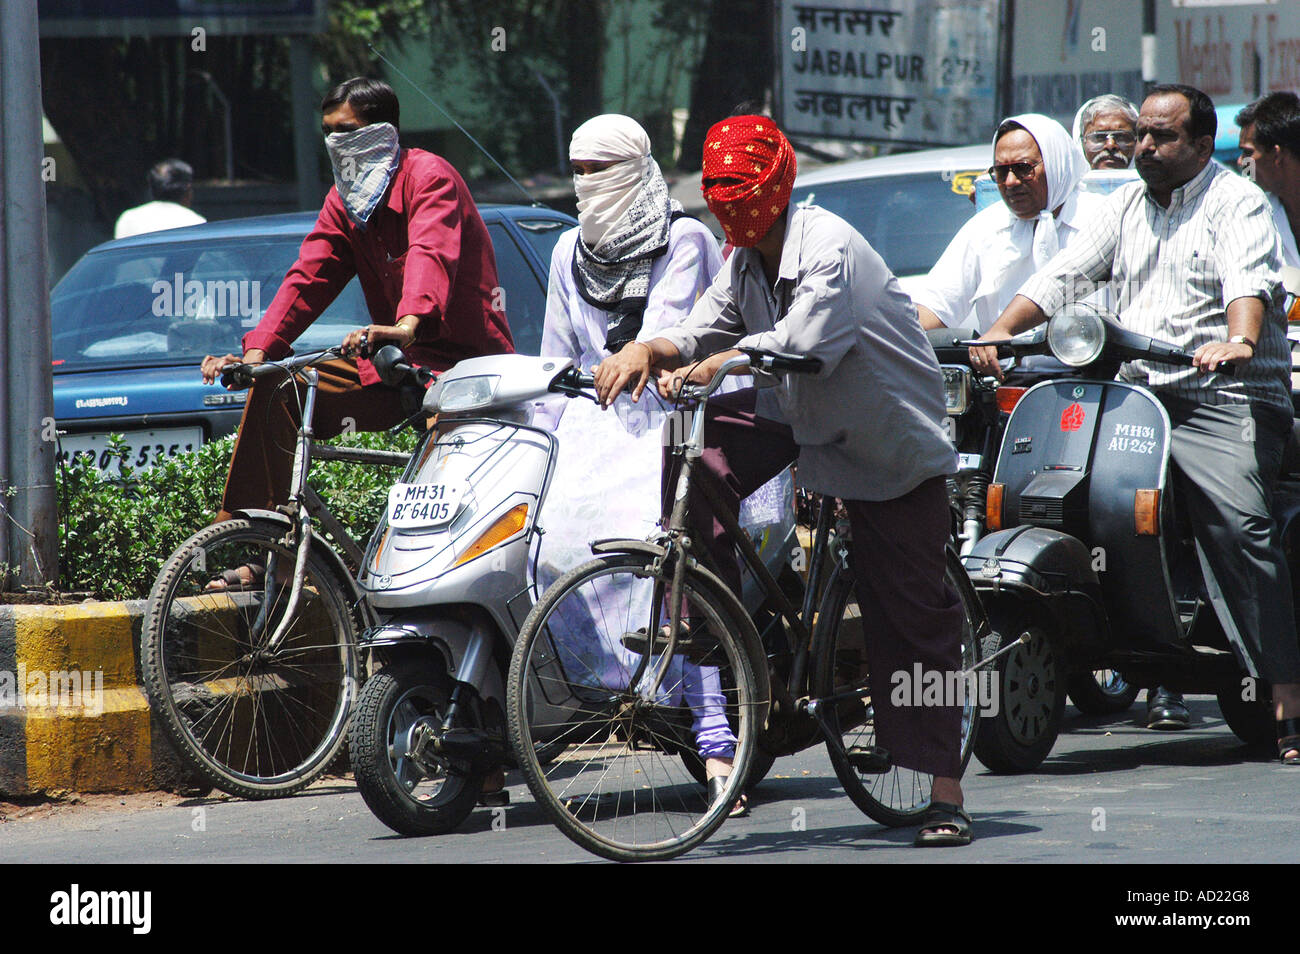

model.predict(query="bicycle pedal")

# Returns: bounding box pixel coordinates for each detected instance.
[620,628,719,663]
[845,745,891,774]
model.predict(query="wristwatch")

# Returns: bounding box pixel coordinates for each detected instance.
[1228,335,1256,352]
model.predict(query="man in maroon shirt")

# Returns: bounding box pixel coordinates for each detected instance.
[201,78,512,524]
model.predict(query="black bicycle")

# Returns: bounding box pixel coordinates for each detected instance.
[506,348,990,861]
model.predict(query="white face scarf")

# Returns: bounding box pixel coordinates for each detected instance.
[994,113,1088,267]
[570,114,654,250]
[324,122,400,226]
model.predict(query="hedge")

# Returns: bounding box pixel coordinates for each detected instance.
[56,429,418,602]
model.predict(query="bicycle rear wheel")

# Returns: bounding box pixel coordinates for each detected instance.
[507,552,759,862]
[142,518,360,799]
[812,550,983,827]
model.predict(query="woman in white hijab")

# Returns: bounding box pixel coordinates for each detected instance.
[533,115,786,814]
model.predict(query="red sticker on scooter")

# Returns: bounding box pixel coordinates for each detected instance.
[1060,402,1085,431]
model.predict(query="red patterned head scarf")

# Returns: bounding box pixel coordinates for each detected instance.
[701,116,797,247]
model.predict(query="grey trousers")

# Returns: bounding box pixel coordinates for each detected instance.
[1163,395,1300,685]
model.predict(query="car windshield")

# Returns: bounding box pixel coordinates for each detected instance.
[791,172,978,276]
[50,237,365,372]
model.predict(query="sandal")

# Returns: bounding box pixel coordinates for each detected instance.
[707,775,748,818]
[204,562,266,593]
[913,801,973,847]
[1278,717,1300,765]
[620,623,719,663]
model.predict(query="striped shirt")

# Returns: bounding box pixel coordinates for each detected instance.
[1018,161,1291,410]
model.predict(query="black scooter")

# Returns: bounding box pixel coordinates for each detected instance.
[958,305,1300,772]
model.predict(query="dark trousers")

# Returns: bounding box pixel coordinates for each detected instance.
[1165,396,1300,685]
[216,358,407,522]
[662,389,965,777]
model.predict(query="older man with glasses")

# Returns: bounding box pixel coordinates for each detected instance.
[1073,94,1140,170]
[914,114,1103,339]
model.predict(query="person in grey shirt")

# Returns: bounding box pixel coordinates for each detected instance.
[596,115,974,842]
[970,84,1300,765]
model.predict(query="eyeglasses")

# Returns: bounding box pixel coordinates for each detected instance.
[1082,130,1137,147]
[988,160,1041,182]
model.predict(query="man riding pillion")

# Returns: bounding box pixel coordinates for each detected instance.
[596,115,974,845]
[200,78,511,541]
[913,114,1102,338]
[970,84,1300,766]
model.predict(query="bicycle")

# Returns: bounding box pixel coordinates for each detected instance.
[506,347,991,862]
[141,347,419,799]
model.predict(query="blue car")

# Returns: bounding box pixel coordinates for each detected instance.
[50,204,575,471]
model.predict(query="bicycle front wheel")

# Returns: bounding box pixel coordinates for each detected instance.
[507,552,759,863]
[812,550,983,827]
[142,518,360,799]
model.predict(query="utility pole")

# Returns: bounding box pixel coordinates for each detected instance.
[0,0,58,590]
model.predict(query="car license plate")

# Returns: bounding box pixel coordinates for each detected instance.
[387,481,467,529]
[58,427,203,473]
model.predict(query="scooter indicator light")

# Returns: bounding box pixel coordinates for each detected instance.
[996,387,1027,414]
[986,483,1005,531]
[453,504,529,567]
[1134,489,1160,536]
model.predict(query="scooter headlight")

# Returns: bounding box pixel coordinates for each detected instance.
[436,374,500,412]
[1047,306,1106,367]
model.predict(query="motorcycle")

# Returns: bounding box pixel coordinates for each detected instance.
[927,327,1140,715]
[347,346,799,835]
[958,304,1300,772]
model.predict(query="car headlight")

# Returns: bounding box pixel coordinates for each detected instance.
[436,375,500,413]
[1047,306,1106,367]
[941,366,971,415]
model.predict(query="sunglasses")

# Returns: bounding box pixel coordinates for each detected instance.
[1082,130,1137,147]
[988,159,1041,182]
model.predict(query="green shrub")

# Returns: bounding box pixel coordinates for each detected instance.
[57,429,417,601]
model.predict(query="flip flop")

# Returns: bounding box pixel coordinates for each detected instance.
[707,775,748,818]
[204,562,266,593]
[913,801,973,847]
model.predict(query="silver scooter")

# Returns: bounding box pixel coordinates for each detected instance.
[348,347,798,836]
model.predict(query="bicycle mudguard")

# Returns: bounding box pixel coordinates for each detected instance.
[589,538,773,731]
[228,508,377,630]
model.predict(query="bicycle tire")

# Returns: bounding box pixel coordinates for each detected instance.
[812,549,983,827]
[142,518,360,799]
[507,551,759,862]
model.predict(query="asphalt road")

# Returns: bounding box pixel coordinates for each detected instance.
[2,695,1297,867]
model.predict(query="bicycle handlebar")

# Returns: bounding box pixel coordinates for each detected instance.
[219,347,346,391]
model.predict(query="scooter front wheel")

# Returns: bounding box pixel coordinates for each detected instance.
[507,552,759,863]
[349,659,484,836]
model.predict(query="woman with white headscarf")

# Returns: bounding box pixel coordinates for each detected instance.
[913,113,1105,337]
[533,115,782,814]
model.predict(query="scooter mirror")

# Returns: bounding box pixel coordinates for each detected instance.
[371,345,408,387]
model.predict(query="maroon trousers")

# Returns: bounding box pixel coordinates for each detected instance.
[663,389,964,778]
[216,358,407,522]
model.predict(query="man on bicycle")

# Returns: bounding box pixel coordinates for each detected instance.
[200,77,512,533]
[594,115,973,846]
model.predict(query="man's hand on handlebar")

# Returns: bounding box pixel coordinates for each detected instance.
[655,350,740,400]
[1193,340,1253,374]
[201,349,265,386]
[967,337,1004,382]
[342,322,414,359]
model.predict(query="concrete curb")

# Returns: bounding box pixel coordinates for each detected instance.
[0,601,197,796]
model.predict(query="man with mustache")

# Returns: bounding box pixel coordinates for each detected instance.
[1073,94,1139,171]
[970,84,1300,766]
[199,77,511,532]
